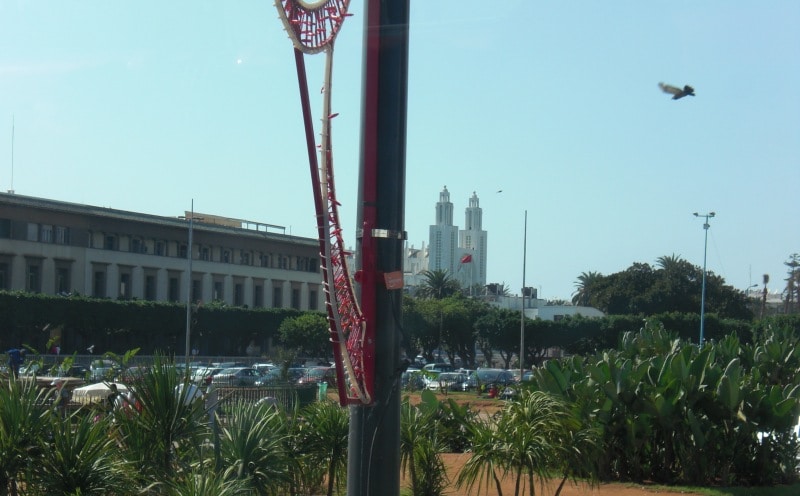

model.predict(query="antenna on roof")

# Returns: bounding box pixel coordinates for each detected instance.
[8,115,15,194]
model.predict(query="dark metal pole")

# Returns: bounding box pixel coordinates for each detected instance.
[348,1,410,495]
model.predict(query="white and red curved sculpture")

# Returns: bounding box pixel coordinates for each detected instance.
[275,0,374,405]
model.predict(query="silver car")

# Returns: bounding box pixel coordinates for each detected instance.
[210,367,262,387]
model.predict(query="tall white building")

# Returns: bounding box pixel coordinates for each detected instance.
[458,191,487,290]
[428,186,459,276]
[421,186,487,290]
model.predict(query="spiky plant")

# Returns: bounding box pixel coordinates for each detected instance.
[31,409,136,495]
[0,378,51,496]
[219,400,295,496]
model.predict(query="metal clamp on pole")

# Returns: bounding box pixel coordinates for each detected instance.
[357,228,407,240]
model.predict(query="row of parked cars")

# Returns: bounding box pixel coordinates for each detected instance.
[190,363,336,388]
[402,367,520,393]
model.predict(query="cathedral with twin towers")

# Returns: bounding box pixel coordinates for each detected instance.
[404,186,487,292]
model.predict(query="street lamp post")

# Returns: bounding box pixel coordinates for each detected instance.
[520,210,527,380]
[184,200,196,366]
[693,211,715,345]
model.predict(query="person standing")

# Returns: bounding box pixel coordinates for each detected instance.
[6,348,25,378]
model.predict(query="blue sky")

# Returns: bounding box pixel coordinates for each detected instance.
[1,1,798,301]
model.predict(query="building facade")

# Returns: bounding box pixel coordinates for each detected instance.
[0,192,324,311]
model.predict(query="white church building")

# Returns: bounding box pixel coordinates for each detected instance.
[404,186,487,291]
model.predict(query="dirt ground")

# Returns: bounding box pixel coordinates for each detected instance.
[405,393,702,495]
[437,453,702,496]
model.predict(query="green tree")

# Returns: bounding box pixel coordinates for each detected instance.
[416,270,460,300]
[783,253,800,314]
[474,307,519,367]
[278,312,331,360]
[572,271,603,306]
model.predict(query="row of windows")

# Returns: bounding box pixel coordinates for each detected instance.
[92,230,318,273]
[6,219,320,273]
[0,260,318,311]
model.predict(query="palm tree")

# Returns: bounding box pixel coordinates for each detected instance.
[400,397,449,496]
[417,270,460,299]
[159,470,246,496]
[655,253,684,271]
[456,416,507,495]
[571,271,602,306]
[295,400,349,496]
[496,391,579,496]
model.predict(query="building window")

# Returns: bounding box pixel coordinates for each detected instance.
[222,250,230,263]
[234,283,244,306]
[93,270,107,298]
[241,252,250,265]
[27,223,38,241]
[55,226,70,245]
[144,275,156,301]
[26,263,41,292]
[213,281,223,301]
[309,289,318,310]
[0,262,9,290]
[168,277,180,302]
[119,272,131,299]
[179,244,188,259]
[56,266,70,294]
[200,247,209,261]
[131,238,142,253]
[192,279,202,303]
[0,219,10,238]
[104,235,117,250]
[155,241,165,256]
[253,284,264,308]
[309,258,319,273]
[291,288,300,310]
[272,286,283,308]
[40,225,53,243]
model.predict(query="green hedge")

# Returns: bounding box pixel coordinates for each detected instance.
[0,290,304,357]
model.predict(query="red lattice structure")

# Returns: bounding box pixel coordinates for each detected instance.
[275,0,374,405]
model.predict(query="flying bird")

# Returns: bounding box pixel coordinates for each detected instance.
[659,82,695,100]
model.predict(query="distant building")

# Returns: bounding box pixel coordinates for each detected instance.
[0,192,324,311]
[484,293,604,321]
[409,186,487,291]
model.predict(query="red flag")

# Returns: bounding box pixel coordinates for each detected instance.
[460,254,473,264]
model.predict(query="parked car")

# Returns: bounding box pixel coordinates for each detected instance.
[461,368,516,392]
[401,369,425,391]
[211,367,262,387]
[296,367,336,386]
[423,363,455,373]
[427,372,468,392]
[255,368,283,386]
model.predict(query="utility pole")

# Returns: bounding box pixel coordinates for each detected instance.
[347,1,410,495]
